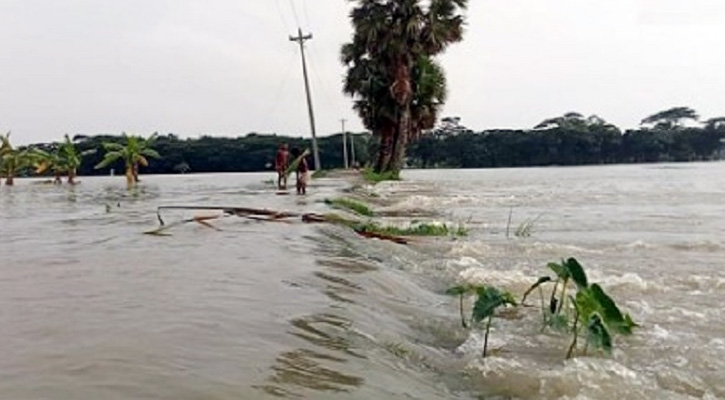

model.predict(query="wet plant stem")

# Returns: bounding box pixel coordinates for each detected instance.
[459,294,468,329]
[483,316,493,358]
[566,307,580,359]
[506,207,513,239]
[549,279,560,314]
[538,287,547,327]
[557,278,569,315]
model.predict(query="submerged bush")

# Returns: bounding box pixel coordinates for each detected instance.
[356,221,466,237]
[325,197,374,217]
[362,168,399,183]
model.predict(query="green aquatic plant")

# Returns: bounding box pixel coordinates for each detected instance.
[514,217,538,238]
[362,168,399,183]
[356,221,464,237]
[325,198,374,217]
[445,284,474,328]
[446,284,517,357]
[522,257,638,358]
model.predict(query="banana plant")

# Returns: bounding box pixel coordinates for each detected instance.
[0,132,34,185]
[95,133,160,187]
[33,148,65,184]
[34,135,94,184]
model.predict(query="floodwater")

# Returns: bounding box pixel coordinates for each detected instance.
[1,163,724,399]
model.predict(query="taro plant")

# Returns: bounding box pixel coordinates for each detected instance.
[522,257,637,358]
[446,284,517,357]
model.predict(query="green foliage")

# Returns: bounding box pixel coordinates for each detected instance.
[451,257,638,360]
[362,168,399,183]
[0,132,35,185]
[530,258,636,358]
[446,284,516,357]
[325,198,374,217]
[514,215,540,237]
[472,286,518,323]
[407,110,725,168]
[95,133,161,185]
[356,221,465,237]
[641,106,699,130]
[341,0,468,174]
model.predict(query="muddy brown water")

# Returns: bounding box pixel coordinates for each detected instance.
[1,163,724,399]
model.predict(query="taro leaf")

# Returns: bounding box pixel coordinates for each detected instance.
[445,285,471,296]
[575,289,599,325]
[472,286,515,323]
[589,283,638,335]
[521,276,552,304]
[623,313,639,331]
[565,258,588,289]
[587,314,613,354]
[548,262,569,279]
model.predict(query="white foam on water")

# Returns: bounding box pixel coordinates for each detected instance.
[617,240,657,250]
[595,272,666,294]
[447,241,500,257]
[457,266,534,291]
[529,241,604,255]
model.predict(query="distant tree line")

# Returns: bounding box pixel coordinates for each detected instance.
[56,132,373,176]
[407,109,725,168]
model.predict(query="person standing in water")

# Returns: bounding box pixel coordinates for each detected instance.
[290,147,309,195]
[274,143,289,190]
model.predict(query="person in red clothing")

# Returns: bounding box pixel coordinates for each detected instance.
[290,147,309,195]
[274,143,289,190]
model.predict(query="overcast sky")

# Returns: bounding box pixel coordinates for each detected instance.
[1,0,724,145]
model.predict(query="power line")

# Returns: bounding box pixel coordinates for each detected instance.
[274,0,292,33]
[302,0,312,30]
[262,50,299,124]
[305,43,342,116]
[287,0,301,27]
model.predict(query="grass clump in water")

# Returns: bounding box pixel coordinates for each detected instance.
[362,168,399,183]
[356,221,467,237]
[325,197,374,217]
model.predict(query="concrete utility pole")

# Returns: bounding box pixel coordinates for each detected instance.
[289,28,321,171]
[341,118,348,168]
[349,129,356,168]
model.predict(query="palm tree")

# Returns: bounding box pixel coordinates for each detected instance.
[341,0,468,175]
[95,133,160,186]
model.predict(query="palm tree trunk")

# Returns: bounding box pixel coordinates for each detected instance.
[375,124,395,173]
[133,164,140,182]
[388,56,413,176]
[5,175,14,185]
[390,105,411,175]
[67,168,76,185]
